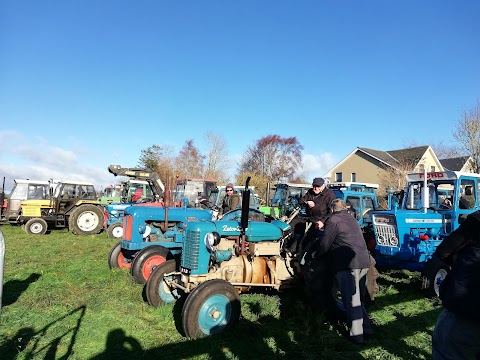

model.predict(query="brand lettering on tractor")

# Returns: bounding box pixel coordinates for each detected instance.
[419,173,445,179]
[222,225,241,232]
[405,219,442,223]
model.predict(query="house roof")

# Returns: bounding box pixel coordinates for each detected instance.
[358,145,430,169]
[439,156,470,171]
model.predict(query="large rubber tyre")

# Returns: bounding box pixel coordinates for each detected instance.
[329,274,347,321]
[68,207,81,233]
[130,245,171,284]
[107,222,123,239]
[145,259,182,307]
[181,279,241,339]
[24,218,48,235]
[70,205,104,235]
[108,242,133,270]
[421,258,450,297]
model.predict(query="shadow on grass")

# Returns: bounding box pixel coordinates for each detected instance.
[0,305,86,360]
[87,269,440,359]
[1,272,41,306]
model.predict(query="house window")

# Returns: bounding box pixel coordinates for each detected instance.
[335,172,342,182]
[419,164,425,172]
[431,166,435,172]
[351,173,356,182]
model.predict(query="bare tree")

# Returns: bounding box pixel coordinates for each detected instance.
[453,100,480,172]
[175,140,205,179]
[203,132,229,183]
[234,171,271,205]
[238,135,303,181]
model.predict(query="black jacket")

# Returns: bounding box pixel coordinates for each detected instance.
[302,188,336,223]
[436,211,480,321]
[316,210,370,272]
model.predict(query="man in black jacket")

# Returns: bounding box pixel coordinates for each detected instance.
[302,177,336,228]
[313,198,372,344]
[431,211,480,360]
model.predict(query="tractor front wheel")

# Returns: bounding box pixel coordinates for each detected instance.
[145,259,182,307]
[108,242,133,270]
[130,245,171,284]
[24,218,48,235]
[107,222,123,239]
[71,205,103,235]
[421,258,449,297]
[182,279,241,339]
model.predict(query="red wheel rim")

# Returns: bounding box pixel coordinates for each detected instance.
[142,255,167,280]
[117,252,131,269]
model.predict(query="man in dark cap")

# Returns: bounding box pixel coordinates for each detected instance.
[218,183,240,219]
[303,177,336,229]
[288,177,336,255]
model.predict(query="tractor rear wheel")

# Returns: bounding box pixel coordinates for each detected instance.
[68,207,80,233]
[71,205,103,235]
[130,245,171,284]
[107,222,123,239]
[145,259,182,307]
[24,218,48,235]
[107,242,133,270]
[182,279,241,339]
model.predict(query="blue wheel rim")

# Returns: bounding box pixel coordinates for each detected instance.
[198,294,231,335]
[158,274,178,304]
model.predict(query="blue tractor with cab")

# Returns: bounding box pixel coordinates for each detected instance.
[371,170,480,296]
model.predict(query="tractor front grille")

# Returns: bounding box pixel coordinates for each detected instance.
[373,214,399,247]
[181,230,201,270]
[375,223,399,247]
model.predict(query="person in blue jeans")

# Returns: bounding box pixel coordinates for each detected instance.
[431,210,480,359]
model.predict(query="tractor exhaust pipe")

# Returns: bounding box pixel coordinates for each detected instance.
[162,178,171,233]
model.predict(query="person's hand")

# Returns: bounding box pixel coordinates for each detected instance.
[306,200,315,208]
[217,214,223,220]
[316,220,324,229]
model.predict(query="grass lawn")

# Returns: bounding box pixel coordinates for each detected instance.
[0,223,442,359]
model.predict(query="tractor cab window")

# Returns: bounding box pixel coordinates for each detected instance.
[61,184,76,199]
[362,197,375,221]
[27,184,48,199]
[459,179,476,210]
[406,180,455,210]
[10,183,28,200]
[346,196,360,220]
[271,186,288,207]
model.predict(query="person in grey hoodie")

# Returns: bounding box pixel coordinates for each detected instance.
[313,198,372,344]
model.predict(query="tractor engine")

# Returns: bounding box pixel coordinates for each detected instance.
[180,219,295,292]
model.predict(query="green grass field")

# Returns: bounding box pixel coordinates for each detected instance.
[0,223,442,359]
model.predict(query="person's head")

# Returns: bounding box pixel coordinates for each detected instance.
[312,177,326,194]
[225,183,234,196]
[330,198,347,213]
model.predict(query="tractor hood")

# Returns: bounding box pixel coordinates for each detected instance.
[124,205,212,222]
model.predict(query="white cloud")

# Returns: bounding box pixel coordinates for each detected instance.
[297,152,337,181]
[0,131,115,192]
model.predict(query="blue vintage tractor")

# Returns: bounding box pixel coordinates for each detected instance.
[107,201,214,284]
[371,171,480,296]
[143,178,369,339]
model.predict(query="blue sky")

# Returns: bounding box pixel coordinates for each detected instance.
[1,1,479,192]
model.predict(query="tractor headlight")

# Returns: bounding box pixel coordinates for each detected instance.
[204,232,221,251]
[110,210,118,215]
